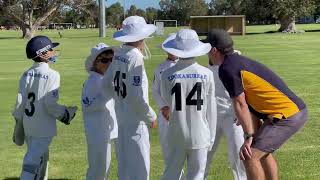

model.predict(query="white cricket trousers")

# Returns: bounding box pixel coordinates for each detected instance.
[204,114,247,180]
[20,136,52,180]
[84,118,116,180]
[162,147,208,180]
[117,123,150,180]
[158,113,185,180]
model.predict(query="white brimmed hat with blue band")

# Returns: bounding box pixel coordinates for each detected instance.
[85,43,114,73]
[161,29,212,59]
[113,16,157,42]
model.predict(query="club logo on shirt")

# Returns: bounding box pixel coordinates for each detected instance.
[52,89,59,98]
[82,97,92,107]
[133,76,141,86]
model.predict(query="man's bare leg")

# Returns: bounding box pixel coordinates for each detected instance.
[243,148,267,180]
[261,153,278,180]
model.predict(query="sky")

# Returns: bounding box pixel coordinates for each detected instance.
[106,0,211,10]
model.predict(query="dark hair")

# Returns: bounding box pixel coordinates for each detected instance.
[205,29,234,55]
[97,49,114,58]
[32,56,43,62]
[217,46,234,55]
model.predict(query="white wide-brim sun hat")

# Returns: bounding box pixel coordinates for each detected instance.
[85,43,114,73]
[162,29,212,59]
[113,16,157,42]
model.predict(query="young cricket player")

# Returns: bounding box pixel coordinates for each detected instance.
[204,50,247,180]
[82,43,118,180]
[160,29,217,180]
[12,35,78,180]
[152,34,185,180]
[102,16,157,180]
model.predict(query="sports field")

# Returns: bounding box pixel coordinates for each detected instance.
[0,24,319,179]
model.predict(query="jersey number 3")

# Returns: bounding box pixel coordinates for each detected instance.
[171,82,203,111]
[114,71,127,98]
[25,92,36,117]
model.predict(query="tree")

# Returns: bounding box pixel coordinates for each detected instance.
[0,0,96,39]
[243,0,316,32]
[159,0,209,25]
[106,2,124,26]
[145,7,159,23]
[127,5,137,17]
[209,0,244,15]
[136,9,146,18]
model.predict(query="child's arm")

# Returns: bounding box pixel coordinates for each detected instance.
[44,72,77,125]
[82,79,109,112]
[152,68,168,110]
[207,73,217,150]
[12,74,27,121]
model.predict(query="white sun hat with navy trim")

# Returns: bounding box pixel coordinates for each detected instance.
[162,29,212,58]
[113,16,157,42]
[85,43,114,73]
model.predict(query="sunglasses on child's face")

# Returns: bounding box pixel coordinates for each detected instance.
[100,57,112,63]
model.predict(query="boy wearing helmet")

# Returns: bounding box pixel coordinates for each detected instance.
[12,36,78,180]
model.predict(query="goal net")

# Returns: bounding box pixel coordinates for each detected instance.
[154,20,178,36]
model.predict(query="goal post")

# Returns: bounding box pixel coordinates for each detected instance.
[154,20,178,36]
[154,20,178,28]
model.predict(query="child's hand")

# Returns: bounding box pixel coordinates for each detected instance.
[59,106,78,125]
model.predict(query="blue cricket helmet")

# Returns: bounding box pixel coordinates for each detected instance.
[26,36,59,59]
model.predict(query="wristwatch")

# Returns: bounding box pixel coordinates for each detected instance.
[244,133,254,140]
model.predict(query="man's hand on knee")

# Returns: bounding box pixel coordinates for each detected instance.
[240,137,253,160]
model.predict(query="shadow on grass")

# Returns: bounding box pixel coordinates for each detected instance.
[305,29,320,32]
[246,29,320,35]
[62,35,110,39]
[3,178,73,180]
[0,37,21,40]
[246,30,278,35]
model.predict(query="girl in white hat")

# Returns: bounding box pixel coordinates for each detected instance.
[81,43,118,180]
[102,16,157,180]
[160,29,217,180]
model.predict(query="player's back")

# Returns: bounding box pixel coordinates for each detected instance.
[21,62,59,137]
[108,45,151,125]
[161,59,215,149]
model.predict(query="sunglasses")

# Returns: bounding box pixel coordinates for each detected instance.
[100,57,113,63]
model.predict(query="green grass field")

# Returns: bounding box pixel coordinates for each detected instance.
[0,24,320,179]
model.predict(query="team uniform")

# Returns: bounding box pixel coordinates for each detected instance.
[204,65,246,180]
[160,59,217,180]
[82,71,118,180]
[12,62,68,180]
[103,45,156,180]
[219,53,308,153]
[152,58,185,180]
[152,59,178,163]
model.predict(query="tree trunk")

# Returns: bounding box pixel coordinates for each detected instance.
[21,25,34,39]
[279,16,296,33]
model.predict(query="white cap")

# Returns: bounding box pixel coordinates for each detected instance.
[113,16,157,42]
[161,29,212,58]
[85,43,113,73]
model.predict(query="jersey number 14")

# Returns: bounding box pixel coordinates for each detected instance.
[171,82,203,111]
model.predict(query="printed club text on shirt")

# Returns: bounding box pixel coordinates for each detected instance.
[168,73,207,81]
[114,55,130,64]
[24,72,49,80]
